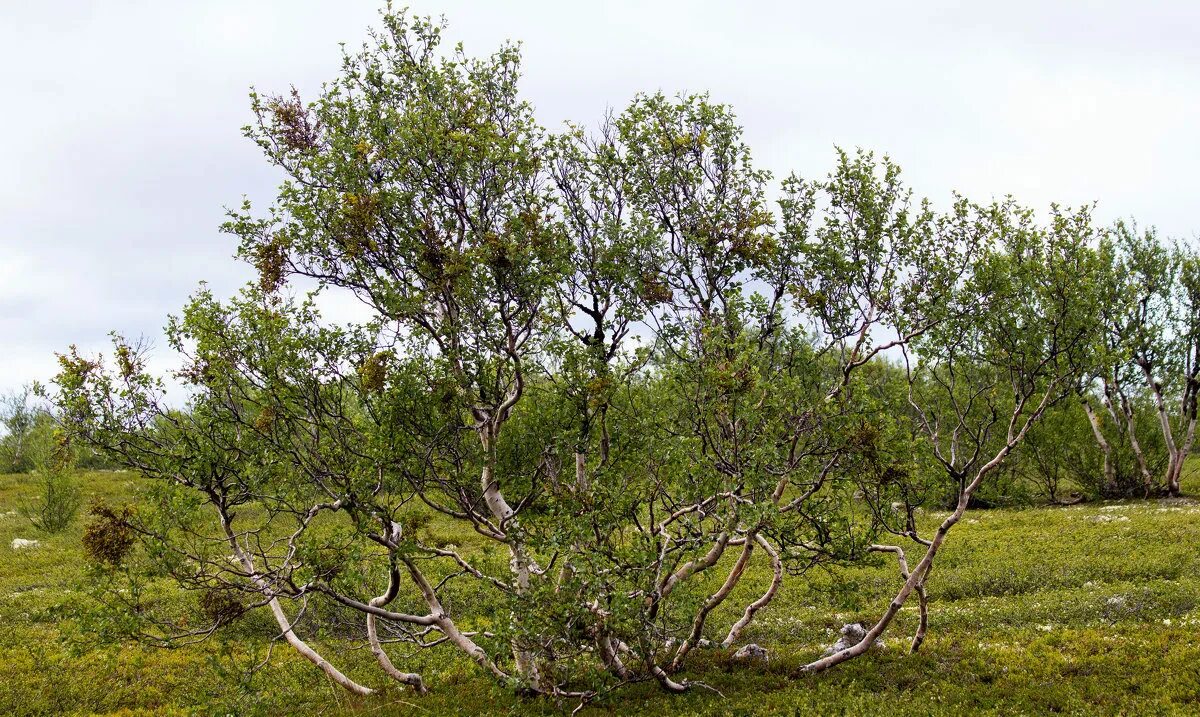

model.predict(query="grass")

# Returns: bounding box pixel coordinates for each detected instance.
[3,470,1200,715]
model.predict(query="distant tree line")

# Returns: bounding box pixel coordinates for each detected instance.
[1,386,113,473]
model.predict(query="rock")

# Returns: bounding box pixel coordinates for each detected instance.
[822,623,882,656]
[11,538,40,550]
[731,643,769,663]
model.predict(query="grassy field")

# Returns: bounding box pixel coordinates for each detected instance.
[3,470,1200,716]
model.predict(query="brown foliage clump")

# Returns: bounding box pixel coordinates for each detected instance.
[81,502,136,566]
[267,87,320,152]
[253,233,290,293]
[199,589,246,626]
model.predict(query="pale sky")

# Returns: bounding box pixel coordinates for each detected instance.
[2,1,1199,395]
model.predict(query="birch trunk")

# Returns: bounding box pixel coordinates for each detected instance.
[1169,416,1195,495]
[671,536,754,670]
[1118,391,1155,495]
[365,550,426,692]
[575,451,588,493]
[801,391,1048,674]
[1140,363,1191,496]
[479,437,542,690]
[219,512,373,696]
[722,534,783,648]
[400,555,511,681]
[1081,397,1116,493]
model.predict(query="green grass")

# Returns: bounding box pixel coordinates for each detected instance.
[3,470,1200,716]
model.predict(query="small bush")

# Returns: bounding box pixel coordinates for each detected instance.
[18,431,84,534]
[19,468,83,534]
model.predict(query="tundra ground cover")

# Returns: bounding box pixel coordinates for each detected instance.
[2,468,1199,716]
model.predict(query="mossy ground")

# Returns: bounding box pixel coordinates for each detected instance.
[2,469,1200,716]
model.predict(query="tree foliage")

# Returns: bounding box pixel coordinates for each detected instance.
[45,6,1195,704]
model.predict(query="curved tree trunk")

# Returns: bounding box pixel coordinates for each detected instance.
[722,534,783,648]
[366,558,426,692]
[219,510,374,696]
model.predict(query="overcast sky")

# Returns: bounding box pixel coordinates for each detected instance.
[3,1,1199,396]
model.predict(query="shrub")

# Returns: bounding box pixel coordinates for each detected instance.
[19,468,83,534]
[18,434,83,534]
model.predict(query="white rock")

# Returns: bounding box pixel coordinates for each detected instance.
[731,643,769,663]
[11,538,40,550]
[822,623,883,656]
